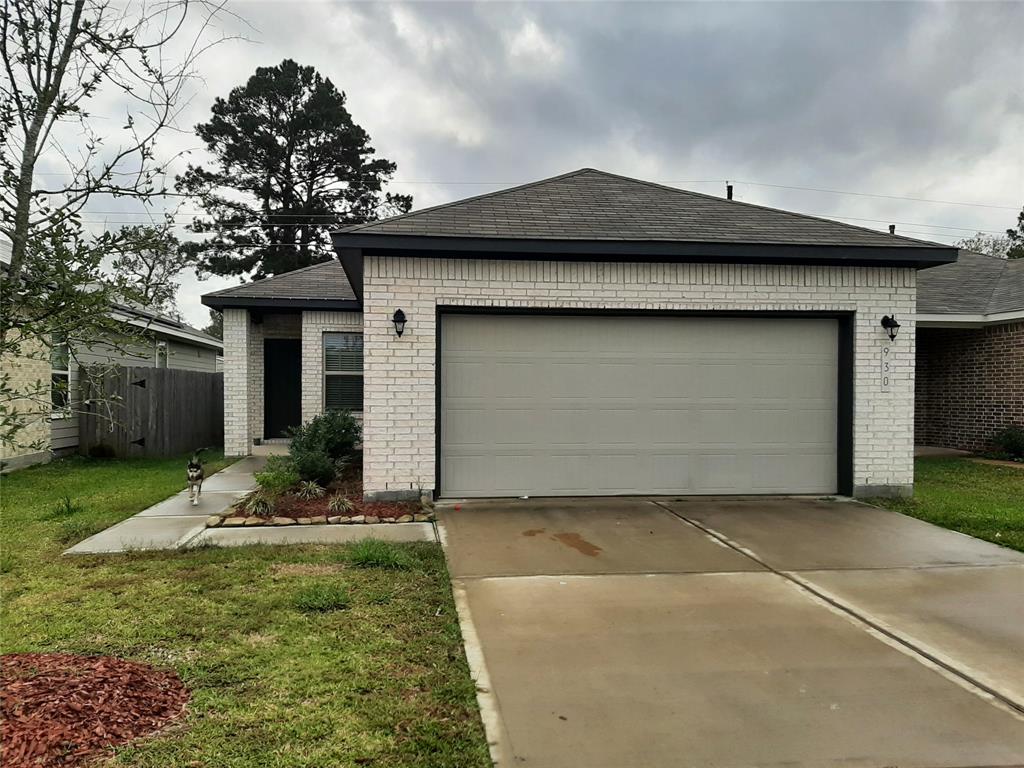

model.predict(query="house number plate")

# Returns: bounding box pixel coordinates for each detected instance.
[879,346,892,391]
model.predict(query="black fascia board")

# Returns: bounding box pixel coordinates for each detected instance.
[201,295,362,312]
[333,233,958,268]
[334,245,364,302]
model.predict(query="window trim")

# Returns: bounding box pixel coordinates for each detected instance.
[323,332,363,413]
[155,340,169,368]
[50,334,71,419]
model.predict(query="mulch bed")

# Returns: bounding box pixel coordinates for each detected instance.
[1,653,190,768]
[244,463,420,520]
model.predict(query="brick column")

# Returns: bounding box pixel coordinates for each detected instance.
[222,308,253,455]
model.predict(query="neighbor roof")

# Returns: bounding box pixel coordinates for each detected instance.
[202,260,358,311]
[336,168,954,254]
[111,303,223,350]
[917,250,1024,318]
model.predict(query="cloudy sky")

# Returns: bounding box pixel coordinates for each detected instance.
[73,1,1024,327]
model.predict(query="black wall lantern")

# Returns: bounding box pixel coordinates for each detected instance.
[392,309,407,337]
[880,315,901,341]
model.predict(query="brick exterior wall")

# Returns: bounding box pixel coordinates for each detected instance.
[361,257,917,499]
[915,321,1024,452]
[301,311,363,424]
[0,335,53,470]
[223,310,361,455]
[222,308,254,456]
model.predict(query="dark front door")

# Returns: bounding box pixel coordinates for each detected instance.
[264,339,301,439]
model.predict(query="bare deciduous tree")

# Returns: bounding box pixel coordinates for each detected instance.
[0,0,228,451]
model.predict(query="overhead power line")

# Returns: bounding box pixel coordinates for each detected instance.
[25,172,1021,210]
[71,210,1007,236]
[731,180,1019,211]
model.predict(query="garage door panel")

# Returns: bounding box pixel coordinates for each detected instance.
[444,408,491,447]
[444,454,491,494]
[791,409,838,444]
[695,408,743,445]
[694,364,741,399]
[595,454,639,492]
[648,454,692,494]
[440,315,838,497]
[443,360,489,399]
[492,409,540,445]
[694,453,741,493]
[549,453,593,494]
[648,408,695,444]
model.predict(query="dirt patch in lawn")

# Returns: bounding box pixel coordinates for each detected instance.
[269,563,348,577]
[1,653,189,768]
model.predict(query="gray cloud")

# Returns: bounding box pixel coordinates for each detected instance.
[73,1,1024,325]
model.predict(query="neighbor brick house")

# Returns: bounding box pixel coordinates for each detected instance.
[915,250,1024,452]
[204,169,958,499]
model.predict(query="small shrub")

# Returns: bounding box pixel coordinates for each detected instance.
[328,495,355,514]
[293,582,350,613]
[296,480,326,500]
[289,410,361,461]
[43,495,84,521]
[992,424,1024,460]
[256,456,300,494]
[342,539,413,570]
[242,490,276,517]
[291,447,336,485]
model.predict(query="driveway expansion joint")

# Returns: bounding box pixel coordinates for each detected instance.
[650,499,1024,717]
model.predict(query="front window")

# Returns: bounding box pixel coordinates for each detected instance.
[50,333,70,414]
[323,332,363,412]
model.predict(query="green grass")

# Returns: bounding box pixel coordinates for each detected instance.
[0,454,489,767]
[342,538,416,571]
[871,457,1024,552]
[292,582,351,613]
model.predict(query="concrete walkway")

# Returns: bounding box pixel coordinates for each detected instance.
[64,453,437,554]
[190,522,435,547]
[64,456,265,555]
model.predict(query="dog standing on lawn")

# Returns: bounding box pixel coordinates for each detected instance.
[186,452,205,506]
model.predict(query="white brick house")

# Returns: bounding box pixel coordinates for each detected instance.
[204,169,958,500]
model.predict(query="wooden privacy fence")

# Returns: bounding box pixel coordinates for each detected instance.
[78,366,223,458]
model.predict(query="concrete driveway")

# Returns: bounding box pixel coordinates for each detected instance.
[439,497,1024,768]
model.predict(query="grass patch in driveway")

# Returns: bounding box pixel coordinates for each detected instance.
[871,457,1024,552]
[1,455,489,767]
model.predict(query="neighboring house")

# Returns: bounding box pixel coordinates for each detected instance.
[915,250,1024,452]
[2,299,223,471]
[204,168,958,500]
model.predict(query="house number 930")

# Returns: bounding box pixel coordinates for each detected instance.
[879,346,892,392]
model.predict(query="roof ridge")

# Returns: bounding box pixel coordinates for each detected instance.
[981,254,1011,314]
[335,168,597,234]
[203,259,338,298]
[960,248,1014,263]
[581,168,951,250]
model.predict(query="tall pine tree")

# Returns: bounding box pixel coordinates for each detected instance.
[179,59,411,277]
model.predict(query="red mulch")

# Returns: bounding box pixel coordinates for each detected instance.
[244,463,419,520]
[1,653,190,768]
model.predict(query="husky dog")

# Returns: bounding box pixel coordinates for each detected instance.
[186,453,205,506]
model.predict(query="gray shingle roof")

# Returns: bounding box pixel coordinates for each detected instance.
[339,168,946,249]
[203,259,356,302]
[917,250,1024,315]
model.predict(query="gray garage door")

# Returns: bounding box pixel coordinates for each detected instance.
[440,314,838,497]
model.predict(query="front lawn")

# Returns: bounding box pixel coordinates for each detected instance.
[0,455,489,767]
[871,457,1024,552]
